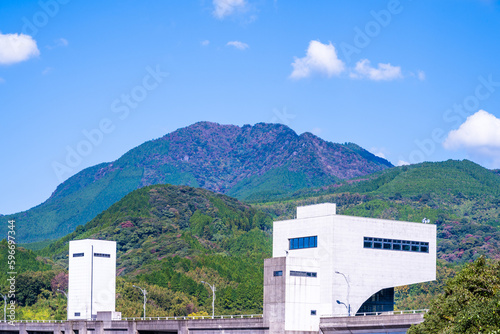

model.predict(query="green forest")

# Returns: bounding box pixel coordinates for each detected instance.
[1,160,499,324]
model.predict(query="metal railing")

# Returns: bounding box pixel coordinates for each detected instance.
[322,309,429,317]
[122,314,263,321]
[4,320,65,323]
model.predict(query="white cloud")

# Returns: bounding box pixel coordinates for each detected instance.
[350,59,402,81]
[290,40,345,79]
[0,33,40,65]
[213,0,246,19]
[226,41,249,50]
[201,40,210,46]
[443,110,500,168]
[444,110,500,149]
[397,160,410,166]
[0,77,5,84]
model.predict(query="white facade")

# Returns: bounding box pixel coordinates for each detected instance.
[67,239,117,320]
[264,203,436,332]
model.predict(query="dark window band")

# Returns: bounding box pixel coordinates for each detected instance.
[290,270,317,278]
[289,236,317,250]
[73,253,84,257]
[94,253,111,258]
[364,237,429,253]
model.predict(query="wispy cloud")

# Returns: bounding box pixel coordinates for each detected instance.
[42,67,53,75]
[201,40,210,46]
[46,37,68,50]
[226,40,249,50]
[417,70,426,81]
[290,40,345,79]
[0,33,40,65]
[350,59,402,81]
[0,77,5,84]
[213,0,246,19]
[443,110,500,168]
[370,147,388,159]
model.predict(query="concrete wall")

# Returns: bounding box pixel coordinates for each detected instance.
[284,257,320,332]
[320,313,425,333]
[0,314,425,334]
[68,240,117,320]
[272,203,436,318]
[263,257,286,333]
[264,257,320,333]
[0,318,267,334]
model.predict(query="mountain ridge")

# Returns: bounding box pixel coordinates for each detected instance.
[7,121,392,243]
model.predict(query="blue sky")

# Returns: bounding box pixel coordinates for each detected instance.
[1,0,500,214]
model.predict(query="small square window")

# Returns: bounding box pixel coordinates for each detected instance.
[75,312,80,317]
[273,270,283,277]
[311,310,317,315]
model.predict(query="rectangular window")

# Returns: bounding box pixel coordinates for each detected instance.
[73,253,84,257]
[311,310,317,315]
[289,236,318,250]
[94,253,110,258]
[273,270,283,277]
[75,312,81,317]
[290,270,317,278]
[364,237,429,253]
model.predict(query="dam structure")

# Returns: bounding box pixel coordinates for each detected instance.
[0,203,436,333]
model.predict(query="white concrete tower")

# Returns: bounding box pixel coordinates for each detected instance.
[67,239,117,320]
[264,203,436,333]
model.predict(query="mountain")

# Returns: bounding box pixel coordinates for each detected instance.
[11,161,500,319]
[7,121,392,243]
[31,183,272,318]
[255,159,500,263]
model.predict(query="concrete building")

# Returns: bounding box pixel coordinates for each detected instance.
[67,239,118,320]
[263,203,436,333]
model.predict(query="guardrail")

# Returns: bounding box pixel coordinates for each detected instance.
[1,315,264,323]
[322,309,429,317]
[3,320,65,323]
[122,314,263,321]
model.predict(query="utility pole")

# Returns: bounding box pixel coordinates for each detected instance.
[201,281,216,318]
[335,271,351,316]
[0,293,6,322]
[133,285,147,318]
[57,289,68,299]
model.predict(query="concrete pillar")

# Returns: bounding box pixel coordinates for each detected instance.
[54,323,64,334]
[18,323,27,334]
[94,322,103,334]
[177,320,188,334]
[64,320,73,334]
[77,321,87,334]
[127,321,136,334]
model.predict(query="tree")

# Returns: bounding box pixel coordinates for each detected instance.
[409,256,500,334]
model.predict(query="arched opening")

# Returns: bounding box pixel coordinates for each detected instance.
[357,287,394,315]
